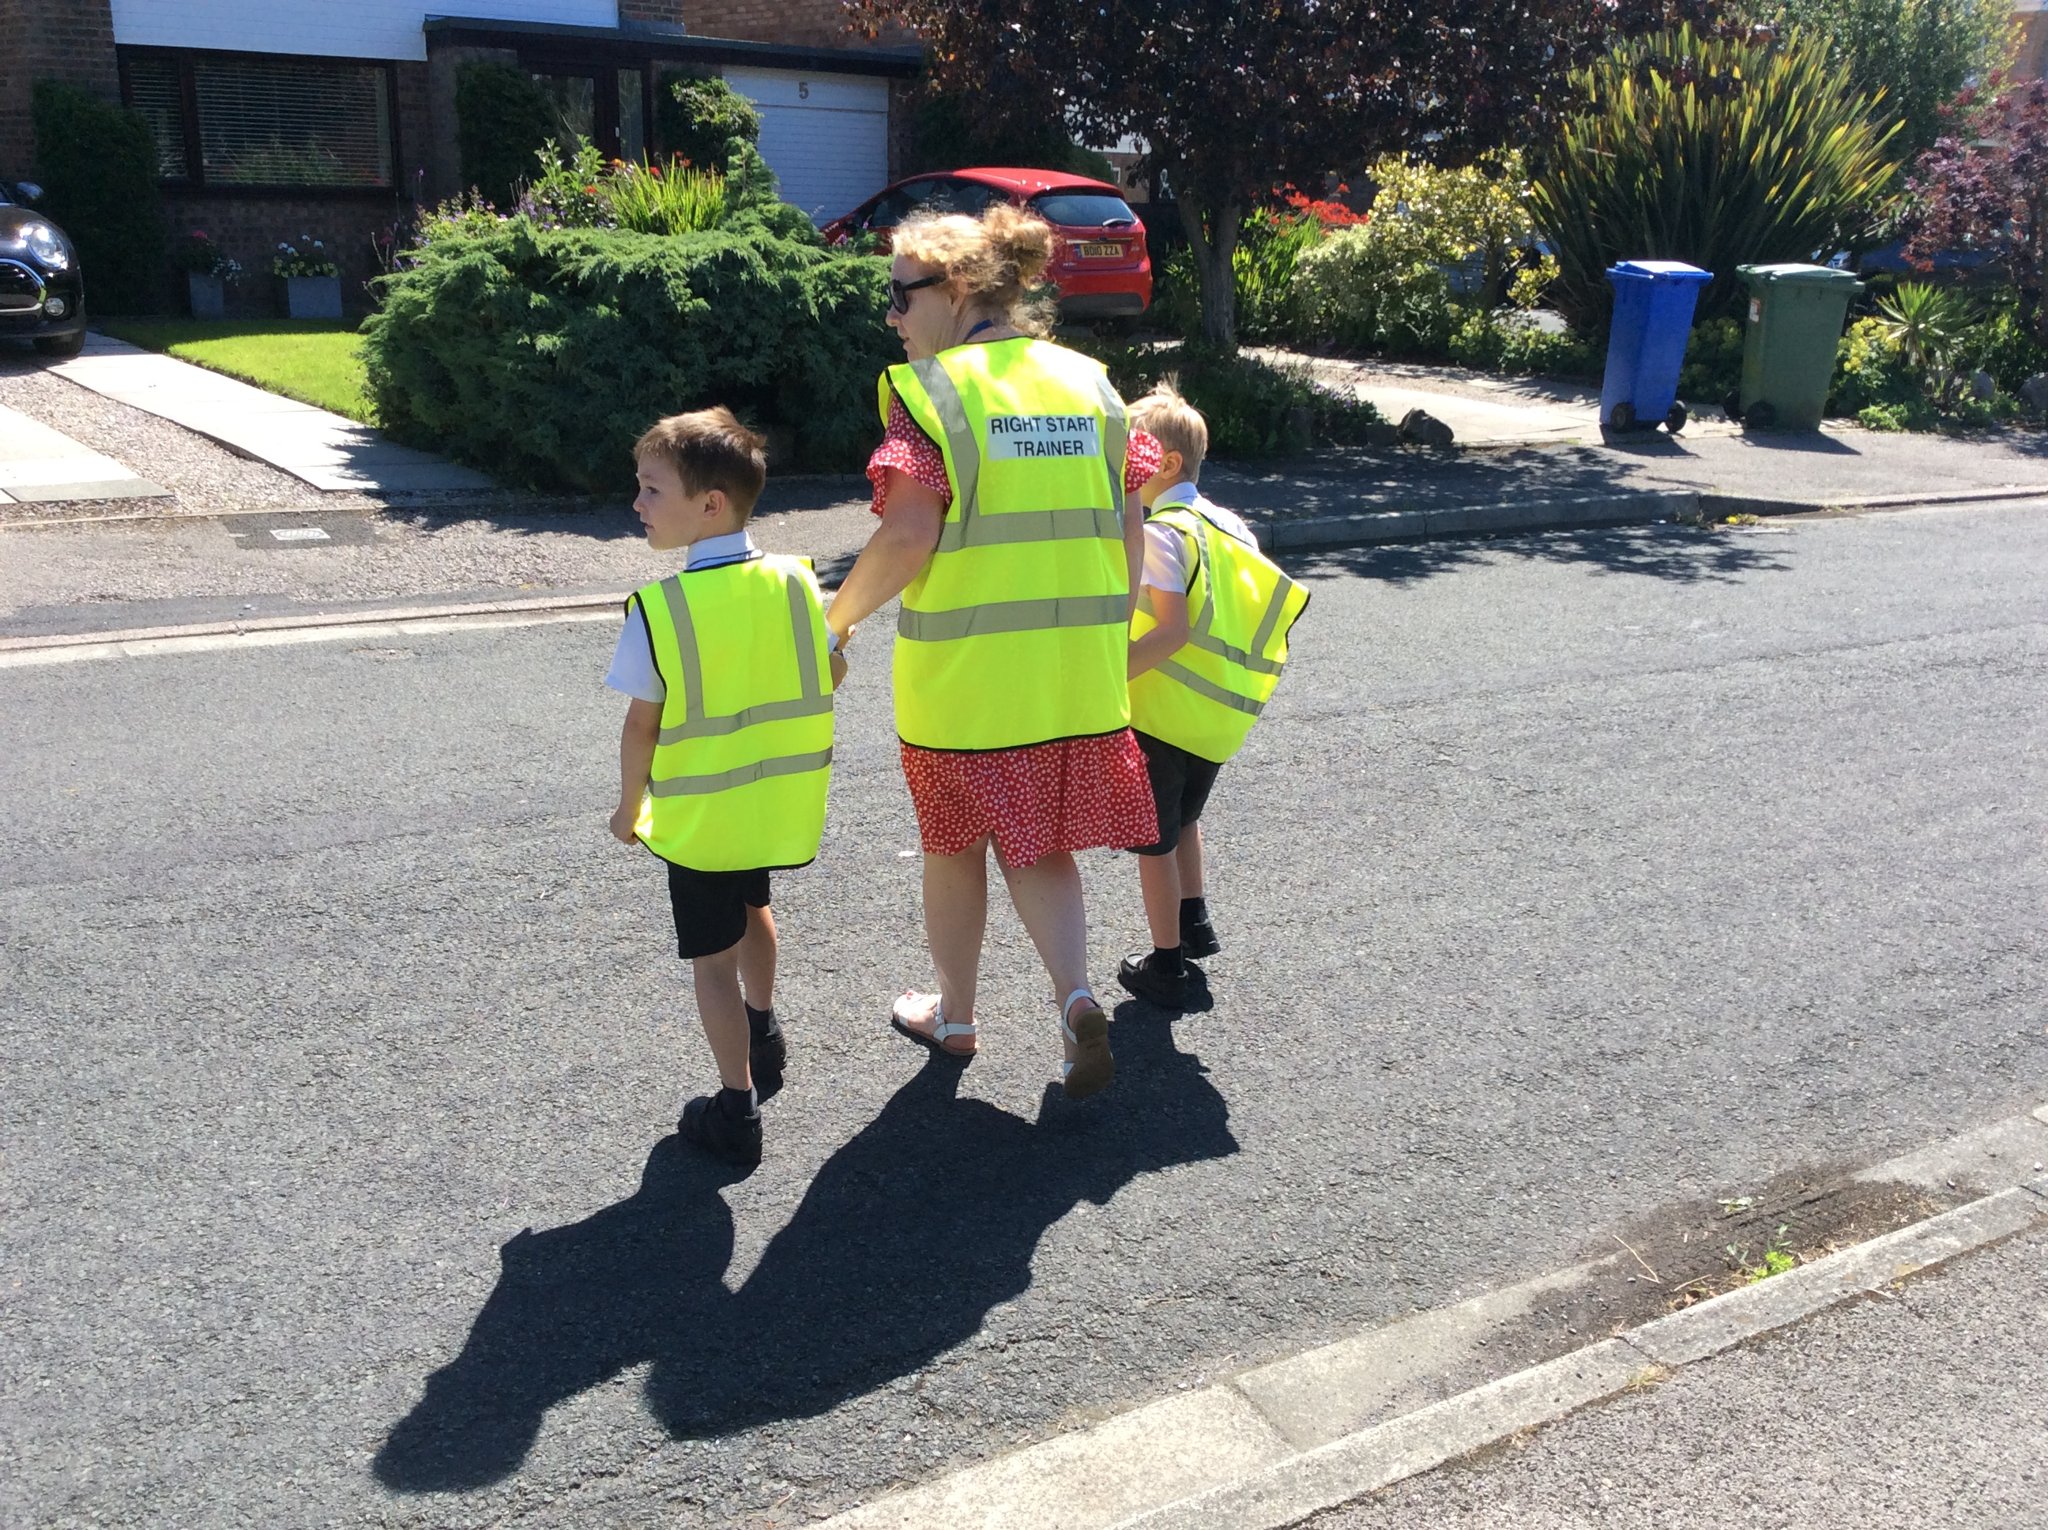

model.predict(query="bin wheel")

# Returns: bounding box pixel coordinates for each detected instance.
[1723,390,1743,423]
[1665,403,1688,434]
[1743,400,1777,431]
[1609,402,1637,432]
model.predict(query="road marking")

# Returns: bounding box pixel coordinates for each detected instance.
[0,605,620,669]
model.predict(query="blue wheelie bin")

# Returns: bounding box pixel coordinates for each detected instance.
[1600,260,1712,433]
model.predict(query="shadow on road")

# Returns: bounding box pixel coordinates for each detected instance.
[1285,521,1794,589]
[374,1015,1236,1492]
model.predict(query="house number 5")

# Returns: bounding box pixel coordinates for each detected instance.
[798,81,810,99]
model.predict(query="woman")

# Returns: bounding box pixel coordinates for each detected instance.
[825,204,1162,1100]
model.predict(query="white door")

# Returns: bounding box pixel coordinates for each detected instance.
[721,67,889,225]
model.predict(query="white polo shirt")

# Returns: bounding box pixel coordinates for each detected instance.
[1140,483,1259,593]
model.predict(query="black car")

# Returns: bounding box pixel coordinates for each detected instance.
[0,181,85,357]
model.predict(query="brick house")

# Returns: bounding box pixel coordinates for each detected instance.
[2016,0,2048,85]
[1,1,918,315]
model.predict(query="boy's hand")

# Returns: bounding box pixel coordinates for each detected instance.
[829,649,849,688]
[609,802,639,845]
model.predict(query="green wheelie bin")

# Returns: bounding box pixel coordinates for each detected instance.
[1728,263,1864,430]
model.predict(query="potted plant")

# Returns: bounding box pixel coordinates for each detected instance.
[173,231,241,319]
[272,235,341,319]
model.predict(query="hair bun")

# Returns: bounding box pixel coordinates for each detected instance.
[982,202,1055,288]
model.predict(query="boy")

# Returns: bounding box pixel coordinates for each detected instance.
[1119,383,1309,1008]
[605,407,842,1167]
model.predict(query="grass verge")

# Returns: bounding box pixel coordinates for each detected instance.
[96,319,374,425]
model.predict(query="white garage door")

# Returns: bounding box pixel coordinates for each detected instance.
[722,67,889,225]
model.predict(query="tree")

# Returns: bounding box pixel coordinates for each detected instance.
[849,0,1694,350]
[1530,25,1901,326]
[1905,77,2048,341]
[1768,0,2015,163]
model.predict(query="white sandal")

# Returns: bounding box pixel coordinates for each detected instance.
[1059,988,1115,1100]
[890,991,977,1059]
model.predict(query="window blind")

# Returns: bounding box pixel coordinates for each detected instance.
[193,57,392,188]
[124,54,189,180]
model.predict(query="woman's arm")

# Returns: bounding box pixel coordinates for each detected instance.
[826,468,944,644]
[1124,490,1147,616]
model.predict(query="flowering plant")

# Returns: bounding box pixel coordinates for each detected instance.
[173,230,242,280]
[272,236,338,279]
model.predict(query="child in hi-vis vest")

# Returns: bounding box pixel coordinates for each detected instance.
[605,408,842,1167]
[1120,384,1309,1009]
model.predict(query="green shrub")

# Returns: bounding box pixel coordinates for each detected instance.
[1447,310,1601,377]
[31,81,166,313]
[456,61,559,208]
[1233,209,1322,342]
[1677,317,1744,403]
[656,76,762,168]
[1969,303,2048,397]
[1831,315,1924,416]
[1531,25,1900,328]
[1088,341,1381,456]
[1293,227,1456,355]
[362,202,894,486]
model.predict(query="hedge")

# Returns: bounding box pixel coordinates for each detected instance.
[361,219,898,487]
[31,81,166,314]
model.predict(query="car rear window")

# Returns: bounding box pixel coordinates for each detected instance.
[1030,192,1139,229]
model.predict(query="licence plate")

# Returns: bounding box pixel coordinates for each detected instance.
[1075,241,1124,259]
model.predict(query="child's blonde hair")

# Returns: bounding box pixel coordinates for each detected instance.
[635,405,768,519]
[893,203,1059,336]
[1128,378,1208,482]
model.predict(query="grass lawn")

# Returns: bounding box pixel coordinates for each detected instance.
[96,319,376,425]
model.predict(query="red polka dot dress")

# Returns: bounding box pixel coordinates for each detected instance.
[868,394,1163,866]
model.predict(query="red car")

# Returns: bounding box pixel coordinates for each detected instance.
[824,168,1152,319]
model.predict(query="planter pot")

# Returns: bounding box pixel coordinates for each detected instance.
[280,274,342,319]
[187,272,226,320]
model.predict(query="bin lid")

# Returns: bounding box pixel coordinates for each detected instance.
[1736,262,1863,287]
[1606,259,1711,282]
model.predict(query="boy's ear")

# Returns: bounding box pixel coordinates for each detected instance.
[1159,448,1183,481]
[702,487,727,520]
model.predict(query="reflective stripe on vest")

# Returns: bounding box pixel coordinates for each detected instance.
[632,555,834,871]
[1129,500,1308,763]
[884,338,1135,750]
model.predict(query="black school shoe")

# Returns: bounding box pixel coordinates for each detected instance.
[750,1029,787,1103]
[1181,915,1221,960]
[1118,950,1191,1009]
[679,1093,763,1168]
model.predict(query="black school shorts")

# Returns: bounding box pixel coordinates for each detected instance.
[667,862,772,959]
[1130,730,1223,856]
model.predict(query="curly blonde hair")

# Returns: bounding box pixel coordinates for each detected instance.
[892,203,1058,336]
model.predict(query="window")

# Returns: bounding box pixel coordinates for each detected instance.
[122,54,189,182]
[120,49,397,191]
[1029,192,1139,229]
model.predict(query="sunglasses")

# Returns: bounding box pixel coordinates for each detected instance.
[889,273,946,313]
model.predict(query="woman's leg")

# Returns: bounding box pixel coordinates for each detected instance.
[923,839,991,1025]
[997,850,1093,1053]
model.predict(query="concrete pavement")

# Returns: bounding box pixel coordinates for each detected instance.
[47,334,494,493]
[0,401,167,503]
[4,502,2046,1526]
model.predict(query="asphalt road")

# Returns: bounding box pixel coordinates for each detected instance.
[3,504,2046,1527]
[1315,1225,2048,1529]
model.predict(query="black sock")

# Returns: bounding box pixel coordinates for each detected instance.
[1181,896,1209,926]
[1151,945,1185,976]
[718,1085,758,1120]
[745,1003,778,1040]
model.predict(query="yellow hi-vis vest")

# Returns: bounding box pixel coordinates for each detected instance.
[1129,493,1309,764]
[883,337,1132,751]
[629,554,834,872]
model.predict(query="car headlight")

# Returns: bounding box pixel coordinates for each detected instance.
[20,221,71,271]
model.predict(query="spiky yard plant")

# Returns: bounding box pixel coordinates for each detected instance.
[1530,25,1902,327]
